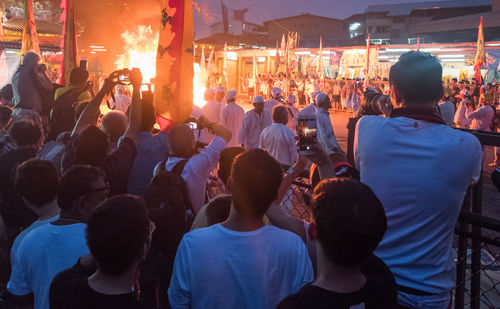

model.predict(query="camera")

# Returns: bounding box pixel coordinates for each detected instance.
[297,114,317,155]
[116,68,140,85]
[359,88,393,117]
[185,117,204,130]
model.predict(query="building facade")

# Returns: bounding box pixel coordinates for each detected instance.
[264,14,346,48]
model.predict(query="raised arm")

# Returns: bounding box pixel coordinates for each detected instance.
[72,72,118,137]
[122,69,143,143]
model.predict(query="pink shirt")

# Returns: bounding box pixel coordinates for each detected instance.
[466,105,495,131]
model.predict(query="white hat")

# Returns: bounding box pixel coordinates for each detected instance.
[311,91,320,103]
[316,93,329,105]
[204,88,216,99]
[116,84,126,92]
[271,87,282,98]
[253,96,265,104]
[226,90,237,101]
[287,94,296,104]
[216,86,225,93]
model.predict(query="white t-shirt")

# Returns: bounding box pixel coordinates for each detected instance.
[354,115,482,297]
[168,224,313,309]
[238,109,272,149]
[165,137,227,213]
[222,102,245,147]
[110,93,131,113]
[10,215,60,268]
[260,123,297,166]
[8,223,89,309]
[438,101,455,126]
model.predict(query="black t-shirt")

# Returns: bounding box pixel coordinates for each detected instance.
[61,135,137,196]
[50,263,144,309]
[277,255,397,309]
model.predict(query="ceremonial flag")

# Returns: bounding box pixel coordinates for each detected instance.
[474,16,486,84]
[223,42,228,89]
[275,40,280,73]
[21,0,41,57]
[280,34,286,59]
[417,35,420,51]
[59,0,77,85]
[200,45,206,70]
[364,32,370,78]
[0,10,4,41]
[252,52,257,96]
[318,36,323,78]
[154,0,194,123]
[221,1,229,34]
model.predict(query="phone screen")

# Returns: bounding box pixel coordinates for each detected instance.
[188,122,198,130]
[297,116,317,153]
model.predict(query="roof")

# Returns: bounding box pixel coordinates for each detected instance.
[195,33,275,48]
[410,10,500,34]
[264,13,342,25]
[2,17,62,35]
[365,0,491,16]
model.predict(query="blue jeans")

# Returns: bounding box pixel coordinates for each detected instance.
[397,291,451,309]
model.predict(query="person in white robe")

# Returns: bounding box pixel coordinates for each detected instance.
[238,96,272,150]
[221,90,245,147]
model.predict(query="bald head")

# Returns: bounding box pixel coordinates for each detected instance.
[167,123,195,158]
[101,111,128,143]
[273,105,288,125]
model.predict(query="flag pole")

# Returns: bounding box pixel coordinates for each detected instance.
[474,16,486,85]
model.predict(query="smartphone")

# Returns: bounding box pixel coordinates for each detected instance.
[188,121,198,130]
[79,59,87,70]
[119,74,130,83]
[297,115,317,155]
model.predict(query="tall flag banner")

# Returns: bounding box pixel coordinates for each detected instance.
[275,40,280,73]
[252,52,257,96]
[364,32,370,78]
[318,36,323,78]
[221,1,229,34]
[21,0,41,57]
[154,0,194,123]
[59,0,77,85]
[417,35,420,51]
[474,16,486,84]
[0,10,4,41]
[280,34,286,60]
[200,45,206,70]
[223,42,228,89]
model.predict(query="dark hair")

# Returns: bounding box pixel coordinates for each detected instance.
[70,67,89,85]
[86,195,150,275]
[389,51,443,104]
[218,147,244,185]
[145,170,191,253]
[14,159,58,207]
[76,125,108,166]
[58,165,106,210]
[0,105,12,126]
[0,84,13,101]
[312,178,387,266]
[231,149,282,216]
[9,121,41,147]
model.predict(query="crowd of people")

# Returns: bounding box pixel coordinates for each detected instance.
[0,49,498,309]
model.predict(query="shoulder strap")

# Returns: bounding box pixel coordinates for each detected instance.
[287,107,294,118]
[171,159,189,175]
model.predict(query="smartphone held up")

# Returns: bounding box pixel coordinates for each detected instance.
[297,114,317,155]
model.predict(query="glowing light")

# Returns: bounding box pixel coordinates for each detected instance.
[227,51,238,60]
[115,25,159,82]
[193,63,207,108]
[438,54,465,58]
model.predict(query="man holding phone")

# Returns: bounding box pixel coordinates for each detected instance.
[54,67,93,103]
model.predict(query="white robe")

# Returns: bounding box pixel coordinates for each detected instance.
[259,123,297,166]
[221,102,245,147]
[238,109,272,149]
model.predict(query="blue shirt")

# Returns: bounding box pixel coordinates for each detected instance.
[127,131,169,197]
[354,115,482,296]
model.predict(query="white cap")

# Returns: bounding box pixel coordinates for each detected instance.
[271,87,282,98]
[226,90,237,101]
[216,86,225,93]
[316,93,329,105]
[253,96,265,104]
[311,91,320,104]
[204,88,216,99]
[116,84,126,92]
[287,94,296,104]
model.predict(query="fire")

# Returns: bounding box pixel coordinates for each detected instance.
[115,25,206,108]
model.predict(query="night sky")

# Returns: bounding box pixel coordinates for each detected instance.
[193,0,452,38]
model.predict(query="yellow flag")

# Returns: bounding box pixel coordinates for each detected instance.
[60,0,77,86]
[21,0,41,56]
[154,0,194,123]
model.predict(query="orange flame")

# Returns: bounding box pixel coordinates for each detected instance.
[115,25,206,108]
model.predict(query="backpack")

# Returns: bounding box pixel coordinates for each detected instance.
[49,88,83,140]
